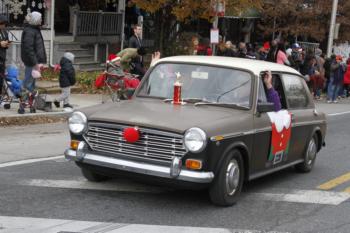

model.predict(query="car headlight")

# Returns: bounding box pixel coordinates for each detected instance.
[184,128,207,153]
[68,111,87,135]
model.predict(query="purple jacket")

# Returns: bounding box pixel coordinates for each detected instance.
[267,88,281,111]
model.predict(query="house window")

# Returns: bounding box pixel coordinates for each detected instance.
[1,0,46,26]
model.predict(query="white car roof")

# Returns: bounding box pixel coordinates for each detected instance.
[154,56,301,76]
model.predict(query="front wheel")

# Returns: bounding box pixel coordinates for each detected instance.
[81,167,109,182]
[209,149,244,206]
[295,135,318,173]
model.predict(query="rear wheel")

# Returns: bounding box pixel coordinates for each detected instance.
[81,167,109,182]
[295,135,318,173]
[209,149,244,206]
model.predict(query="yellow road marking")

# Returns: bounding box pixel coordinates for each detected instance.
[317,172,350,190]
[343,187,350,193]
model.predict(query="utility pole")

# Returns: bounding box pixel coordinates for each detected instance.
[212,1,219,55]
[327,0,338,57]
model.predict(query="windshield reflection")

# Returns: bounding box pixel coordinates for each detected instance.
[138,63,252,108]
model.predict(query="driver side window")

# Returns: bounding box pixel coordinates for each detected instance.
[271,74,287,109]
[258,78,267,103]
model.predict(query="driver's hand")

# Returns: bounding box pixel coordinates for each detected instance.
[150,51,161,67]
[263,70,273,89]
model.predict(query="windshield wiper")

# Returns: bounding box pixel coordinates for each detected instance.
[216,80,251,102]
[194,102,250,110]
[163,98,211,104]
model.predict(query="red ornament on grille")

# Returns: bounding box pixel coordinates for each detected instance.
[123,127,140,143]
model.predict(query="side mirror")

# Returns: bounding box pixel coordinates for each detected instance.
[257,102,275,113]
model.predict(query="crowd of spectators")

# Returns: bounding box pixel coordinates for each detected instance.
[188,36,350,103]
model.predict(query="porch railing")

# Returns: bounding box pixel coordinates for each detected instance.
[73,11,123,40]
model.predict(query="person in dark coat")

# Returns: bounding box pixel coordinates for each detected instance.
[54,52,76,109]
[128,24,144,78]
[21,11,47,93]
[0,15,10,95]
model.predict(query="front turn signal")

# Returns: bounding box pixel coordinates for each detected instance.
[70,140,80,150]
[185,159,202,170]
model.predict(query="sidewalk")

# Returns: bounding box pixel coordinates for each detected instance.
[0,80,104,126]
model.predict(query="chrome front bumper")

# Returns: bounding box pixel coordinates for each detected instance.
[64,145,214,184]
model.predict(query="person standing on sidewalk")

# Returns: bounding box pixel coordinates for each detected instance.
[343,59,350,98]
[328,55,346,103]
[54,52,76,109]
[128,24,144,78]
[21,11,47,93]
[0,15,10,96]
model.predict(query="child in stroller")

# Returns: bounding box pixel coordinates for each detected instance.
[95,54,140,102]
[0,65,37,114]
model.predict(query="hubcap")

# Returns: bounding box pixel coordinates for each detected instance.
[306,138,317,165]
[225,159,240,196]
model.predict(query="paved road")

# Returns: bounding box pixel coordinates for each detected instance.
[0,110,350,232]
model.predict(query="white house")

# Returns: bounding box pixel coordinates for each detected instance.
[3,0,125,71]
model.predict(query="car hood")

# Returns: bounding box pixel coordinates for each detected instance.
[83,98,250,134]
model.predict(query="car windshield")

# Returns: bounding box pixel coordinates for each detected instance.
[138,63,253,108]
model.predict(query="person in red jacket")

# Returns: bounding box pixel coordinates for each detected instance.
[343,59,350,98]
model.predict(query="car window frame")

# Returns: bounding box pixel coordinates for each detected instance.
[254,71,288,112]
[280,72,314,110]
[136,61,256,111]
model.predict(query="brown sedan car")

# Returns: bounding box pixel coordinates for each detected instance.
[65,56,327,206]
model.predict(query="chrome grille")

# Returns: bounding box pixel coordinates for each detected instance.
[84,122,187,163]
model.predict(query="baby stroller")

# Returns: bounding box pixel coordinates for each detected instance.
[96,55,140,102]
[1,65,37,114]
[0,73,15,109]
[0,65,24,111]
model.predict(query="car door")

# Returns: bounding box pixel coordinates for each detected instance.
[251,73,289,175]
[280,73,315,162]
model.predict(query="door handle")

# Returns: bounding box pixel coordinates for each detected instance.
[291,113,295,122]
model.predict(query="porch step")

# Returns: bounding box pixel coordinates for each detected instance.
[74,55,95,63]
[73,62,105,72]
[54,41,104,71]
[60,48,93,57]
[55,42,88,50]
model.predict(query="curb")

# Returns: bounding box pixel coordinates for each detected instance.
[38,86,83,95]
[0,111,70,127]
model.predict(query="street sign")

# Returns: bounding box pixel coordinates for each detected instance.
[210,28,219,44]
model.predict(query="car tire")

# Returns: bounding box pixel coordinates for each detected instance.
[209,149,244,206]
[295,134,318,173]
[81,167,109,182]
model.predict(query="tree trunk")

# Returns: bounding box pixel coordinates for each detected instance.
[159,9,165,54]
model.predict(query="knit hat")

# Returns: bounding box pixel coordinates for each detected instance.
[315,48,322,56]
[28,11,42,26]
[64,52,75,62]
[336,55,343,62]
[292,43,301,49]
[263,42,270,50]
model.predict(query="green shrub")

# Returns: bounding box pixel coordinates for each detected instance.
[42,67,103,93]
[41,67,59,81]
[76,71,102,93]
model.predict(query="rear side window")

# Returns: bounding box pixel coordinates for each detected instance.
[282,74,309,109]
